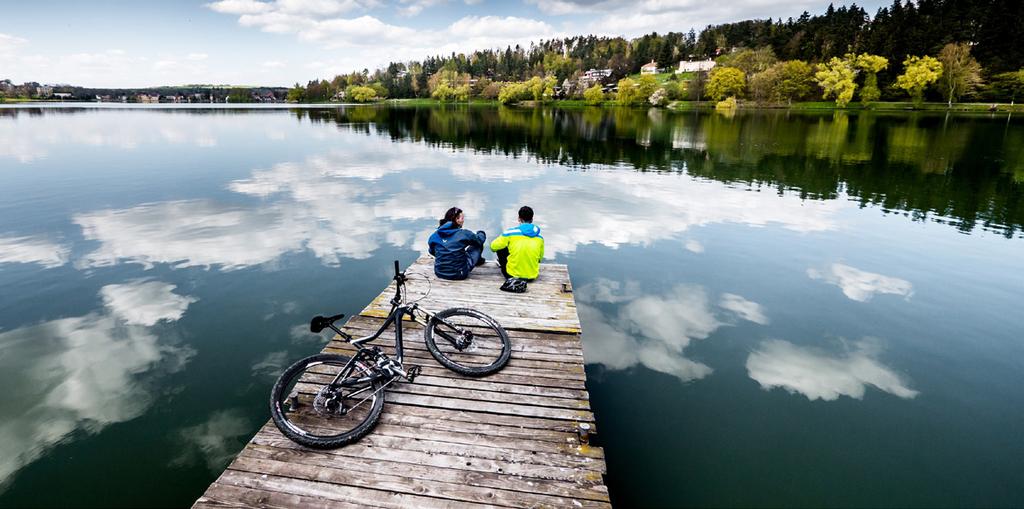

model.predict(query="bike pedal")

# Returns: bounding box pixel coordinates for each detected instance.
[407,365,422,382]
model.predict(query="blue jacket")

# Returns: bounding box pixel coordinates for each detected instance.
[428,222,485,280]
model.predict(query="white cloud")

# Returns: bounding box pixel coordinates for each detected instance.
[0,33,28,53]
[684,239,704,253]
[397,0,444,17]
[74,199,312,270]
[746,338,919,401]
[100,280,199,326]
[186,52,209,61]
[580,277,772,382]
[0,111,220,163]
[513,169,845,258]
[0,284,195,488]
[171,409,252,471]
[719,293,768,325]
[524,0,829,38]
[206,0,274,15]
[0,235,69,268]
[209,2,561,76]
[251,350,290,379]
[72,138,504,271]
[808,263,913,302]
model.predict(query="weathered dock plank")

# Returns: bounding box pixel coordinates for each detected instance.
[194,255,609,508]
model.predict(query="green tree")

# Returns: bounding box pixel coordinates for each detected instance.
[716,47,777,78]
[286,83,305,103]
[991,69,1024,105]
[705,66,746,101]
[853,54,888,104]
[227,88,253,103]
[498,82,530,104]
[937,43,982,106]
[814,57,857,108]
[774,60,814,103]
[616,77,639,105]
[347,86,378,102]
[896,55,943,105]
[526,76,556,102]
[636,75,659,100]
[583,84,605,105]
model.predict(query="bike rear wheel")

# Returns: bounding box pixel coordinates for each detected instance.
[270,353,385,449]
[424,307,511,377]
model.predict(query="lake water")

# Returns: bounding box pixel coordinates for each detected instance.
[1,104,1022,507]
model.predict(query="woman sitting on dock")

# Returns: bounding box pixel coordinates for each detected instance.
[428,207,487,280]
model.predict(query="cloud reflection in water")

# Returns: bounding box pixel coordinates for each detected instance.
[579,278,766,383]
[746,338,919,401]
[808,263,913,302]
[0,235,69,268]
[0,280,196,489]
[509,170,848,257]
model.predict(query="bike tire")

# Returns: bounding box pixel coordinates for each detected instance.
[269,353,385,449]
[424,307,511,377]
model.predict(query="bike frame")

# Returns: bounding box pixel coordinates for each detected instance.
[320,272,437,389]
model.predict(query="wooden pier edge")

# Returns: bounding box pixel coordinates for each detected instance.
[194,255,610,508]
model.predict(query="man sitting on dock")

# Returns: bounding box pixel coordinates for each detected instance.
[490,205,544,281]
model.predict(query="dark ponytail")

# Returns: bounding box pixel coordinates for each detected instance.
[439,207,462,227]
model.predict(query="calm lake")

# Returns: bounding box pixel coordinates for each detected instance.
[1,104,1022,507]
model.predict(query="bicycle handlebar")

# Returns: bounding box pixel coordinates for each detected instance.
[394,260,400,278]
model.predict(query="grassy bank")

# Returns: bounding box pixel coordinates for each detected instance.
[669,100,1024,113]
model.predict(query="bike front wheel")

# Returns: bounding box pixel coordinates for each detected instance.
[270,353,385,449]
[424,307,511,377]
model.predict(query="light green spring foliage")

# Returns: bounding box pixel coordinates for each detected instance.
[498,76,556,104]
[286,84,305,102]
[715,96,737,115]
[716,47,778,77]
[814,57,857,108]
[896,55,943,103]
[616,77,638,104]
[853,53,888,103]
[937,43,982,104]
[431,81,470,102]
[347,86,378,103]
[615,75,659,105]
[527,76,557,101]
[583,84,605,105]
[705,67,746,101]
[497,82,529,104]
[750,60,814,102]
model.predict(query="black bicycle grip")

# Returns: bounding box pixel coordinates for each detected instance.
[394,259,400,277]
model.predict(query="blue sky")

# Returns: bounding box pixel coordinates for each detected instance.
[0,0,888,88]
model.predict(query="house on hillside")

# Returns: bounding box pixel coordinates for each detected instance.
[677,59,716,73]
[641,61,659,74]
[136,94,160,103]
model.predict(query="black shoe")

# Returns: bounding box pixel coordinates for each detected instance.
[475,257,486,267]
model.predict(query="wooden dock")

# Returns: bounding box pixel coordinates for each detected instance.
[194,255,610,508]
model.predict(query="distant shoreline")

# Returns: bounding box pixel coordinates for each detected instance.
[4,98,1023,114]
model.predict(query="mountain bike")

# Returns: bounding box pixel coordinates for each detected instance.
[270,260,512,448]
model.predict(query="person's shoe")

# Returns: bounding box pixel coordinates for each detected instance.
[475,256,486,267]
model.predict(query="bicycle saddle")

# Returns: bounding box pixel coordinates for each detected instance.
[310,313,345,333]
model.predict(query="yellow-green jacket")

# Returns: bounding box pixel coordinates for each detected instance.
[490,223,544,279]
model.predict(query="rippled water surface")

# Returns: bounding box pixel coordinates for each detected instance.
[1,105,1022,507]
